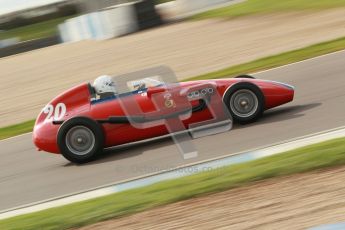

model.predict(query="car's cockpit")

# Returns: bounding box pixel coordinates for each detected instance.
[89,77,165,103]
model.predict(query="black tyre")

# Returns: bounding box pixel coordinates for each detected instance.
[235,74,255,79]
[223,83,264,123]
[57,117,104,164]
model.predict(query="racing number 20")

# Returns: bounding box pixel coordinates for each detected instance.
[43,103,66,121]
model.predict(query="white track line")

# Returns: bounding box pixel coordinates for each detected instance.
[1,126,344,220]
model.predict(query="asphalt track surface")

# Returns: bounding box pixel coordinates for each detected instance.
[1,51,345,212]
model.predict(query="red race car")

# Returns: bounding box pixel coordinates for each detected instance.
[33,67,294,163]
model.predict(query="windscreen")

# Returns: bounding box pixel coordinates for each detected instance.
[126,77,164,92]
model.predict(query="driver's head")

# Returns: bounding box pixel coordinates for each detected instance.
[93,75,117,95]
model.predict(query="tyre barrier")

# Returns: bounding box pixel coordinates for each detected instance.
[59,0,162,42]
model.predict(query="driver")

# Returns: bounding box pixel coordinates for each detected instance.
[132,80,146,91]
[93,75,117,99]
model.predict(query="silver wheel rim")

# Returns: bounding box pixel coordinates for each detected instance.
[65,126,95,156]
[230,89,258,118]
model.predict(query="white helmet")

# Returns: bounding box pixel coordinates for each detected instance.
[93,75,117,95]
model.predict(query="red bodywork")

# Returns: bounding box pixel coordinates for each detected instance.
[33,78,294,154]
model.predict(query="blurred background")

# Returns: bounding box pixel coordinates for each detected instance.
[1,1,345,230]
[0,0,159,57]
[0,0,236,57]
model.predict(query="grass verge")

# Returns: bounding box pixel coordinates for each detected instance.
[185,36,345,81]
[0,120,35,140]
[1,137,345,229]
[155,0,174,4]
[193,0,345,19]
[1,36,345,140]
[0,16,72,41]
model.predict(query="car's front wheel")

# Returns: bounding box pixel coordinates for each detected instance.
[223,83,264,123]
[234,74,255,79]
[57,117,104,164]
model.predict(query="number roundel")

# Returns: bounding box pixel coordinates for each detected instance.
[43,103,66,121]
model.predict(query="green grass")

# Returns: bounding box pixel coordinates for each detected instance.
[1,37,345,140]
[1,137,345,230]
[185,36,345,81]
[193,0,345,19]
[155,0,174,4]
[0,120,35,140]
[0,16,71,41]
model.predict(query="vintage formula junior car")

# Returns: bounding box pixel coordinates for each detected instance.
[33,67,294,163]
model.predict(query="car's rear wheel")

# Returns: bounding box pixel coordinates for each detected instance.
[57,117,104,164]
[223,83,264,123]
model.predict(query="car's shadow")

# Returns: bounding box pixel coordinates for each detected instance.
[65,102,321,166]
[63,136,175,167]
[236,102,322,129]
